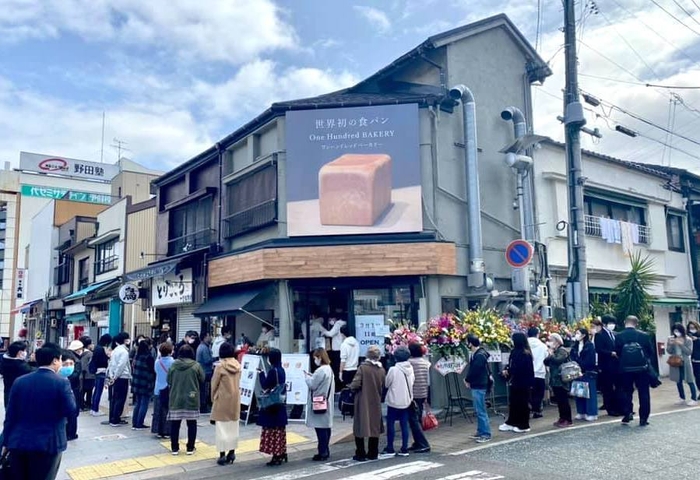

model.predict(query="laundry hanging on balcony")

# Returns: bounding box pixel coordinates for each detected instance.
[599,217,640,251]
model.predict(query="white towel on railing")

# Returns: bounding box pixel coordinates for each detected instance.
[612,219,621,243]
[630,223,640,244]
[621,221,634,256]
[600,217,614,243]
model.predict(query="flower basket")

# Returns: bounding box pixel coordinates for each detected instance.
[422,313,469,360]
[458,308,513,350]
[386,322,424,354]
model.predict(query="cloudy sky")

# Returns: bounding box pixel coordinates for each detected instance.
[1,0,699,173]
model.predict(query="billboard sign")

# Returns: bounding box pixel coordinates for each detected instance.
[20,151,119,181]
[151,268,193,307]
[285,103,422,237]
[20,184,112,205]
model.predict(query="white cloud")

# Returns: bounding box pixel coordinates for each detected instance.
[0,0,298,65]
[353,6,392,34]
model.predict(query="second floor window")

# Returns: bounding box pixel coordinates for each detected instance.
[666,212,685,252]
[224,163,277,238]
[168,196,213,255]
[54,254,71,285]
[78,257,90,289]
[95,239,118,275]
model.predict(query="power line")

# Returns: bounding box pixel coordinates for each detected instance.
[579,73,645,85]
[649,0,700,37]
[646,83,700,89]
[693,0,700,15]
[597,8,659,79]
[672,0,700,29]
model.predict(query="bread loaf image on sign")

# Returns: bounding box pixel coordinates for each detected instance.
[318,154,392,226]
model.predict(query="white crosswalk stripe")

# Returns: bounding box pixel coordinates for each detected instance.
[343,461,444,480]
[435,471,505,480]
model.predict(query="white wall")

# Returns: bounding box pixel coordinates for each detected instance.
[94,197,128,283]
[26,202,58,303]
[0,170,19,337]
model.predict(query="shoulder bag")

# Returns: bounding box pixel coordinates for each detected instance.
[258,368,287,410]
[402,371,418,413]
[312,368,333,414]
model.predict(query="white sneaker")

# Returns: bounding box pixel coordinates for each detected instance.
[575,414,585,420]
[498,423,515,432]
[513,427,531,433]
[585,415,598,421]
[674,399,686,406]
[90,411,106,417]
[687,400,698,406]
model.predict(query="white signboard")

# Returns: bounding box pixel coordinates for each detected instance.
[282,354,310,406]
[151,268,193,307]
[19,151,119,181]
[15,268,26,300]
[239,354,262,407]
[434,356,468,376]
[65,303,86,315]
[356,314,386,357]
[486,349,503,363]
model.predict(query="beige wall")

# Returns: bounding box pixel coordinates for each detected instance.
[54,200,108,227]
[112,171,159,204]
[125,204,156,274]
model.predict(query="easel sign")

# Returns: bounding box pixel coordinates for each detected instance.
[282,353,310,423]
[433,356,467,376]
[239,354,262,425]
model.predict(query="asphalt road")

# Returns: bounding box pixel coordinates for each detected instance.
[154,408,700,480]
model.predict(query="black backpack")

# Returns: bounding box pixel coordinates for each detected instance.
[338,388,355,420]
[620,342,648,372]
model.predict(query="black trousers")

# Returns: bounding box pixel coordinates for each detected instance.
[621,372,651,423]
[355,436,379,460]
[341,370,357,388]
[506,386,531,430]
[152,389,171,436]
[109,378,129,424]
[315,427,331,457]
[408,398,430,449]
[82,378,95,410]
[599,369,619,414]
[10,450,62,480]
[170,419,197,452]
[552,386,572,422]
[329,351,341,391]
[200,373,212,413]
[530,378,546,414]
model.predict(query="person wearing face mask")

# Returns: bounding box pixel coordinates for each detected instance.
[544,334,573,427]
[0,340,34,408]
[570,328,598,421]
[61,349,81,441]
[2,343,77,480]
[687,320,700,393]
[666,323,697,407]
[304,348,335,461]
[593,316,622,416]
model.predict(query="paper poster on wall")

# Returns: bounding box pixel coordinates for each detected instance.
[239,354,261,407]
[282,354,310,406]
[355,315,386,357]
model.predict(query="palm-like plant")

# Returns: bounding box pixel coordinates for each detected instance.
[613,251,659,332]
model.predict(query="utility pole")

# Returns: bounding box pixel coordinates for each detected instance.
[563,0,589,322]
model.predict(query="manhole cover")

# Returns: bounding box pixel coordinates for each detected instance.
[94,434,127,441]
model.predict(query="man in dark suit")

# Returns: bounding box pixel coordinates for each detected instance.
[0,341,33,407]
[594,316,621,416]
[2,343,77,480]
[615,315,654,427]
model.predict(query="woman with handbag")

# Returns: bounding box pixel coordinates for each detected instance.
[257,348,288,466]
[407,342,431,452]
[381,346,414,457]
[499,332,535,433]
[304,348,335,461]
[570,328,598,421]
[667,323,697,406]
[152,343,174,438]
[544,333,573,428]
[211,342,241,466]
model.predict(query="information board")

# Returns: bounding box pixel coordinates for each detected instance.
[282,354,310,406]
[239,354,262,407]
[355,314,386,357]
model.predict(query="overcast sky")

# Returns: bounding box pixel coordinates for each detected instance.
[1,0,699,173]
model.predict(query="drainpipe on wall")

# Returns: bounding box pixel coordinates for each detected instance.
[449,85,485,280]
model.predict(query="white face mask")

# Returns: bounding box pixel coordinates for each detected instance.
[607,324,616,331]
[188,338,195,344]
[574,333,583,342]
[314,358,321,367]
[674,331,681,337]
[690,329,698,334]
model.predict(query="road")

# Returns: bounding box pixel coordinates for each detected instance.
[152,408,700,480]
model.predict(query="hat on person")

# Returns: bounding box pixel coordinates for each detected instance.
[68,340,84,351]
[549,333,564,346]
[393,346,411,362]
[161,324,171,332]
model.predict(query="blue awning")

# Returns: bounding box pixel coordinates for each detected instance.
[64,280,115,301]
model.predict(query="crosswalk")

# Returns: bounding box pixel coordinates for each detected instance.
[252,458,504,480]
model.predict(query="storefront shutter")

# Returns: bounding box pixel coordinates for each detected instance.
[177,305,201,341]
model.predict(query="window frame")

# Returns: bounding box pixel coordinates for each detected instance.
[167,195,214,255]
[223,161,278,239]
[666,211,686,253]
[95,239,118,275]
[78,257,90,289]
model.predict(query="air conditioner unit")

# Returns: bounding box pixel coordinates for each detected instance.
[537,285,549,304]
[540,305,553,320]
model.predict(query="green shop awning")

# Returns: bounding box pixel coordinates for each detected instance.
[652,298,698,307]
[65,312,87,323]
[64,280,114,301]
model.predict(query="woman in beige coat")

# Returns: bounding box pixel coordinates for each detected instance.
[211,343,242,465]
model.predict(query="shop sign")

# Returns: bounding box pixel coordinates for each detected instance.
[239,354,262,407]
[281,354,310,406]
[486,349,503,363]
[355,314,386,357]
[15,268,26,300]
[433,356,468,376]
[20,151,119,181]
[119,283,139,304]
[151,268,193,307]
[65,303,86,315]
[285,103,422,237]
[20,184,112,205]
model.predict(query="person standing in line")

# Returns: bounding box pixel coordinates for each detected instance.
[131,339,156,430]
[257,348,288,466]
[339,326,359,386]
[61,349,81,441]
[348,345,385,462]
[89,334,112,417]
[594,316,621,416]
[168,345,205,455]
[407,342,431,452]
[571,328,599,421]
[212,325,233,361]
[324,316,346,388]
[196,331,214,414]
[174,331,198,359]
[544,333,573,428]
[615,315,654,426]
[79,337,95,412]
[527,327,548,419]
[66,340,85,413]
[305,348,335,461]
[464,335,492,443]
[211,342,241,466]
[107,332,132,427]
[1,341,33,407]
[687,320,700,393]
[152,342,175,439]
[381,346,414,458]
[667,323,697,406]
[2,343,77,480]
[500,332,535,433]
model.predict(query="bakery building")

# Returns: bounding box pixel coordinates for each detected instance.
[151,14,551,357]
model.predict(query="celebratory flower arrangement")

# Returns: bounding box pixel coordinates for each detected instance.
[423,313,470,359]
[459,308,513,349]
[575,316,594,333]
[387,321,423,354]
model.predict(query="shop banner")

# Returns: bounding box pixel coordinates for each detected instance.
[355,314,386,357]
[20,151,119,181]
[15,268,26,300]
[20,184,112,205]
[282,354,310,405]
[151,269,193,307]
[433,356,468,376]
[285,103,422,237]
[239,354,262,407]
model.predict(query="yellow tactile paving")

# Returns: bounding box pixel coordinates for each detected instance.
[67,431,309,480]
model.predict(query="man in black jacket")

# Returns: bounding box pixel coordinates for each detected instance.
[464,335,492,442]
[594,316,621,416]
[615,315,655,426]
[1,341,33,407]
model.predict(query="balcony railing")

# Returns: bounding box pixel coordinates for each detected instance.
[224,200,277,238]
[584,215,651,245]
[167,228,215,256]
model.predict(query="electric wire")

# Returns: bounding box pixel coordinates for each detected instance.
[649,0,700,37]
[672,0,700,29]
[597,8,659,79]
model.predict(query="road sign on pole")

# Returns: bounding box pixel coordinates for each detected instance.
[505,240,534,268]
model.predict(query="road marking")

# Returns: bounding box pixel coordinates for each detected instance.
[343,461,443,480]
[437,471,505,480]
[254,458,441,480]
